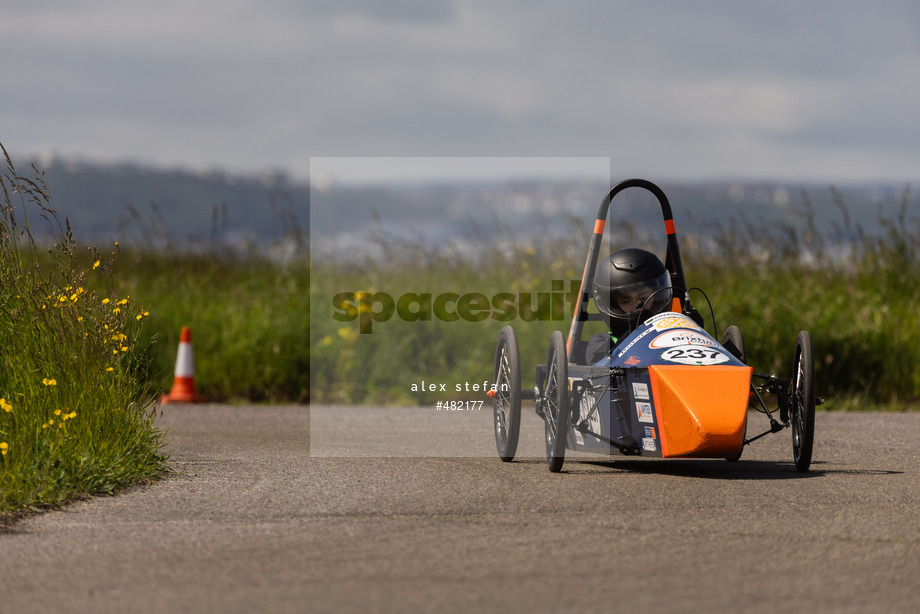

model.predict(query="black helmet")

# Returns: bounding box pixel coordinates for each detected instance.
[592,248,672,326]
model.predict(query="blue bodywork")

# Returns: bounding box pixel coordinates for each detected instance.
[569,312,744,455]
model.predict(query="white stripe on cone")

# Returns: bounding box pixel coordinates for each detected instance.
[161,326,207,404]
[174,342,195,377]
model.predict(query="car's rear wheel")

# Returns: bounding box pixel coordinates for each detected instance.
[791,331,815,472]
[542,331,570,473]
[492,326,521,462]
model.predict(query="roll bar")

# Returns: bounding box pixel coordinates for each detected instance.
[566,179,688,358]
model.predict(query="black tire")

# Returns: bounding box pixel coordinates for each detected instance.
[721,325,747,462]
[542,331,570,473]
[722,325,746,364]
[791,331,815,472]
[492,326,522,462]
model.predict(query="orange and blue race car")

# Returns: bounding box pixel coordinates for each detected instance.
[489,178,820,473]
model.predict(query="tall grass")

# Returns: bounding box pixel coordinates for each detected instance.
[6,144,913,416]
[110,247,310,403]
[689,186,920,405]
[310,187,920,408]
[0,146,166,514]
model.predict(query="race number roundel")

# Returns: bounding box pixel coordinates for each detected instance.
[660,344,729,366]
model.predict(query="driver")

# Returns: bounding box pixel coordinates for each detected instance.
[585,247,673,364]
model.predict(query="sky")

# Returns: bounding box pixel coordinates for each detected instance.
[2,0,919,184]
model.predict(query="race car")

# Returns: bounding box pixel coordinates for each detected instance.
[489,178,820,473]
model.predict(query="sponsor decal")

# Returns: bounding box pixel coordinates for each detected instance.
[660,345,730,366]
[636,402,654,423]
[646,312,702,332]
[632,382,650,400]
[624,355,641,366]
[575,390,601,441]
[641,437,657,452]
[589,412,601,435]
[585,392,602,435]
[649,330,718,349]
[574,394,589,445]
[644,426,657,439]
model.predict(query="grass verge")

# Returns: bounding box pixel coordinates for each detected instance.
[0,146,167,515]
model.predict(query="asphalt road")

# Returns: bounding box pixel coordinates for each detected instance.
[1,404,918,613]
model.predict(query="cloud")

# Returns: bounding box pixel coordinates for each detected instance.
[1,1,918,181]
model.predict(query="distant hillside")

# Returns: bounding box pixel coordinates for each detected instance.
[28,158,308,248]
[310,178,914,258]
[18,157,914,253]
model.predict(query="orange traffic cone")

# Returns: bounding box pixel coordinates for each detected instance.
[161,326,208,404]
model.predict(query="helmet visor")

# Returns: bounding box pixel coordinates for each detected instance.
[594,271,672,322]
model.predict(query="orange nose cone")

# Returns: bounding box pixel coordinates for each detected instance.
[649,365,752,458]
[486,390,497,398]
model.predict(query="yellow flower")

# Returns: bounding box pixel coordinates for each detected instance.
[136,314,143,320]
[102,298,110,305]
[67,411,77,419]
[77,316,84,322]
[117,299,128,306]
[0,398,12,412]
[0,442,7,456]
[106,367,114,372]
[42,378,57,386]
[112,307,121,314]
[93,260,101,269]
[54,409,62,416]
[337,326,358,342]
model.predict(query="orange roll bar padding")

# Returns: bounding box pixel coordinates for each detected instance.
[649,365,752,458]
[593,218,605,235]
[664,218,676,235]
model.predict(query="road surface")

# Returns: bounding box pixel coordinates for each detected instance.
[1,404,918,613]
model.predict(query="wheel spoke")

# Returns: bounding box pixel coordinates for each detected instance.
[495,345,510,445]
[790,331,815,472]
[543,330,569,472]
[492,326,522,462]
[545,362,558,436]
